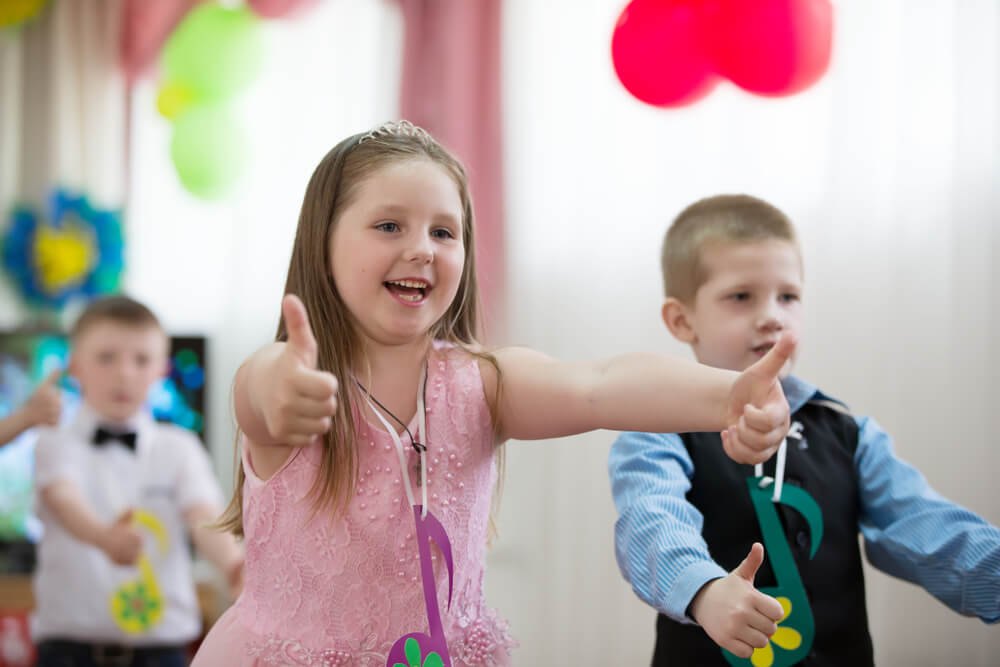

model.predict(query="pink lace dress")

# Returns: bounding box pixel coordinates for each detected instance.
[192,343,515,666]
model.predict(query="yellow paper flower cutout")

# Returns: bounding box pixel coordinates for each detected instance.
[32,223,96,292]
[750,596,802,667]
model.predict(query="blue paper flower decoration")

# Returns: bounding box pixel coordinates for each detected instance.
[2,189,124,308]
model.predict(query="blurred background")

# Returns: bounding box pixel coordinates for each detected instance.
[0,0,997,665]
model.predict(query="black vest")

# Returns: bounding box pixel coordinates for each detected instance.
[652,400,874,667]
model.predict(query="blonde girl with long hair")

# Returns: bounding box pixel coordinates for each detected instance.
[192,121,796,667]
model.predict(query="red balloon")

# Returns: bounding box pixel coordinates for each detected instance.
[246,0,317,19]
[611,0,719,108]
[701,0,833,96]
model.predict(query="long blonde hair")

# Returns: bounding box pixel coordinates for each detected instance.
[217,122,500,536]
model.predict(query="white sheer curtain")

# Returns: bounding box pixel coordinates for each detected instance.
[0,0,126,329]
[494,1,999,665]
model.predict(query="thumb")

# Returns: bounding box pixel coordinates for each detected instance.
[747,334,797,402]
[115,508,135,526]
[41,367,62,387]
[282,293,318,367]
[733,542,765,584]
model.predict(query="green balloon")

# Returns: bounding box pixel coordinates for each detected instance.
[170,104,247,199]
[162,3,265,102]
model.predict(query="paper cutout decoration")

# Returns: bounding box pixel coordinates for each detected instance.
[1,189,123,309]
[0,0,48,30]
[386,506,455,667]
[110,509,168,634]
[723,477,823,667]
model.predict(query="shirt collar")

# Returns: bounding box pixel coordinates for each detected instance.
[71,402,155,454]
[780,375,820,412]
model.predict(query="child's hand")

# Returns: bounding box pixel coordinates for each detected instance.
[98,509,143,566]
[259,294,339,447]
[23,368,62,427]
[723,334,796,464]
[689,542,784,659]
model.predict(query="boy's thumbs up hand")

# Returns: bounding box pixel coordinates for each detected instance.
[689,542,785,659]
[98,509,144,566]
[260,294,339,447]
[722,334,796,464]
[24,368,62,427]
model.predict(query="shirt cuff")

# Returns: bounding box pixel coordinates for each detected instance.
[663,559,728,625]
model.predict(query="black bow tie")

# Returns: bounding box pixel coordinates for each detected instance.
[92,427,137,452]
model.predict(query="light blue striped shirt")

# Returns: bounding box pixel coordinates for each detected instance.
[608,376,1000,625]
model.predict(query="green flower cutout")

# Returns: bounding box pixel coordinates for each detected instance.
[751,597,803,667]
[114,581,162,629]
[392,637,444,667]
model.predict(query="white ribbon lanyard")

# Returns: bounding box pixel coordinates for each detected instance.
[754,421,804,502]
[362,364,429,518]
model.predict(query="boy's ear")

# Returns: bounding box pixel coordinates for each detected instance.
[661,297,697,344]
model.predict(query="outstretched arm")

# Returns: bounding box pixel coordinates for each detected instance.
[491,334,795,463]
[856,416,1000,623]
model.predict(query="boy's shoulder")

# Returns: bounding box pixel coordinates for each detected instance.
[144,420,207,457]
[783,375,853,416]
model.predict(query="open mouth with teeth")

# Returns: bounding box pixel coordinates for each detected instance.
[384,279,430,303]
[752,342,776,356]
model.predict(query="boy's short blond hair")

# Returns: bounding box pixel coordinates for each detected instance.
[70,295,163,341]
[661,194,800,303]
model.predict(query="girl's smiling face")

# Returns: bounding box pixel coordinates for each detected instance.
[329,158,466,348]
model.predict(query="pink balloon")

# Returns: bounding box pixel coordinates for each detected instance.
[701,0,833,96]
[246,0,317,19]
[119,0,202,83]
[611,0,720,108]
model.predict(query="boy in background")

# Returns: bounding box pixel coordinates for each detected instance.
[32,295,242,667]
[609,195,1000,666]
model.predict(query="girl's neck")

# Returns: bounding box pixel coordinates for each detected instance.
[355,335,433,398]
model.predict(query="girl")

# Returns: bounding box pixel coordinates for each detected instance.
[193,121,794,667]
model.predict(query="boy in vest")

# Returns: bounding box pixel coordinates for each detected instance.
[32,295,242,666]
[608,194,1000,666]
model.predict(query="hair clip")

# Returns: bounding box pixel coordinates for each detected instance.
[358,119,432,144]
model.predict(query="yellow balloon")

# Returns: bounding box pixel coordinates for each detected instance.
[0,0,48,29]
[156,81,195,120]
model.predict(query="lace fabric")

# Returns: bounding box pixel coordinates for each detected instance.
[193,342,515,666]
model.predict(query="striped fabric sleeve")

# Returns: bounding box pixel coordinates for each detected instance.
[855,416,1000,623]
[608,430,727,623]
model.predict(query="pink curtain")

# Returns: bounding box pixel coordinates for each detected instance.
[397,0,506,338]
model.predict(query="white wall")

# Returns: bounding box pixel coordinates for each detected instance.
[492,1,999,665]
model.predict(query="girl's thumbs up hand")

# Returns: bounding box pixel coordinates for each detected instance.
[722,334,797,464]
[259,294,339,447]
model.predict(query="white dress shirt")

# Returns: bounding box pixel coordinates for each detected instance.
[32,403,224,644]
